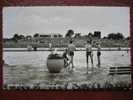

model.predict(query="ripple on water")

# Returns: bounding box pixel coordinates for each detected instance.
[3,57,131,90]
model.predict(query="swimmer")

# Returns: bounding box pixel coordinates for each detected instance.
[85,40,94,73]
[68,40,76,70]
[96,42,101,67]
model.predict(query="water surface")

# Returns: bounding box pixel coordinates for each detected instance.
[3,50,131,90]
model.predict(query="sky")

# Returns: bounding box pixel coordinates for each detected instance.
[3,6,130,38]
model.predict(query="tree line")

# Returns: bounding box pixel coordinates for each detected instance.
[65,29,129,40]
[8,29,129,42]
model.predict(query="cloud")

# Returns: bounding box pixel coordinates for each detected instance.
[3,6,130,38]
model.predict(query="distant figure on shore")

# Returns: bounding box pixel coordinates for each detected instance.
[118,46,121,51]
[96,42,101,67]
[49,43,53,53]
[33,45,37,51]
[27,44,32,51]
[85,40,94,73]
[68,40,76,70]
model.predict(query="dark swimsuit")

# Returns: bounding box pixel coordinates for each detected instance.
[86,51,92,56]
[97,51,101,56]
[69,51,74,56]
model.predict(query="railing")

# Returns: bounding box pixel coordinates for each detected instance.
[109,66,131,75]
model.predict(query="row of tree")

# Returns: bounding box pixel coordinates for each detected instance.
[12,33,40,40]
[65,29,129,40]
[73,31,101,39]
[103,33,125,40]
[10,29,129,41]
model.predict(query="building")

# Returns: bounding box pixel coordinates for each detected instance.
[39,33,63,38]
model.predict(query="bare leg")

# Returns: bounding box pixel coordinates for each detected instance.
[90,55,93,66]
[71,56,74,69]
[97,56,101,67]
[86,54,89,73]
[90,55,94,71]
[64,59,69,68]
[67,56,72,70]
[87,63,89,74]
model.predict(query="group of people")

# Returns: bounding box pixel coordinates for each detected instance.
[49,40,101,73]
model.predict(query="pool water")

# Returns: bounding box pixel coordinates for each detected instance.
[3,50,131,90]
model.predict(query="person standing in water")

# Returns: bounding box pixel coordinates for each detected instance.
[49,42,53,53]
[62,48,69,68]
[85,40,94,73]
[68,40,76,70]
[27,44,32,51]
[96,42,101,67]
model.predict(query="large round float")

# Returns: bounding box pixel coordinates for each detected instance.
[47,54,64,73]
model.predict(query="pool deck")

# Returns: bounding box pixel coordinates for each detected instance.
[3,48,130,52]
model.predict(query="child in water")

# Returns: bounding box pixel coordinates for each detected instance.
[85,40,94,73]
[62,48,69,68]
[96,42,101,67]
[68,40,76,70]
